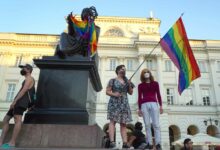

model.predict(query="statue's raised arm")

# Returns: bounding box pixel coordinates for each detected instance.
[55,6,100,59]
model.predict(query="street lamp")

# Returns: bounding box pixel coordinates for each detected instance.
[203,118,219,126]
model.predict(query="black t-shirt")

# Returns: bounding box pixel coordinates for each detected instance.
[132,129,146,149]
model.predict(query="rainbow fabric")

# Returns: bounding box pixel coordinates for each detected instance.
[70,16,97,57]
[160,17,201,94]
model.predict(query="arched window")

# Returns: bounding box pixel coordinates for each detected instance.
[169,125,181,150]
[187,125,199,135]
[207,125,218,137]
[104,28,124,37]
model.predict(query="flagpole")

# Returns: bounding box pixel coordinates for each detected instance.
[129,40,161,80]
[128,13,184,81]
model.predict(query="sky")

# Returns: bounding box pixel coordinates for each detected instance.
[0,0,219,40]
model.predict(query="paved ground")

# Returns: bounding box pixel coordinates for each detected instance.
[0,148,141,150]
[0,148,131,150]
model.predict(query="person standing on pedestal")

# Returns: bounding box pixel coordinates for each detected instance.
[0,64,35,149]
[137,68,163,150]
[106,65,134,149]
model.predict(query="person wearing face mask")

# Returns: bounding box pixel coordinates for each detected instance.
[137,68,163,150]
[106,65,135,149]
[0,64,35,149]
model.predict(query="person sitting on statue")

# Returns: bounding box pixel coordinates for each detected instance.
[55,6,100,58]
[0,64,35,149]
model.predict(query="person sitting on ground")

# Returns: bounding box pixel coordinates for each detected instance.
[128,122,148,149]
[181,138,193,150]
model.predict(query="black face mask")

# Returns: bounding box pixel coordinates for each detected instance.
[20,69,27,76]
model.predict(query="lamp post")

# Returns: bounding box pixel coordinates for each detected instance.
[203,118,219,126]
[204,118,219,137]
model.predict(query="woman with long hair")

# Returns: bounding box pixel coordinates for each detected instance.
[138,68,163,150]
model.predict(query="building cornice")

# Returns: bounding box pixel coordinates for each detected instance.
[74,16,161,25]
[98,43,134,48]
[0,40,57,47]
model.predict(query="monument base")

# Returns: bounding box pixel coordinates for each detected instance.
[23,55,102,125]
[24,108,89,124]
[4,124,105,148]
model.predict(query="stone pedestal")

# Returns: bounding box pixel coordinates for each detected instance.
[24,55,102,125]
[5,124,105,148]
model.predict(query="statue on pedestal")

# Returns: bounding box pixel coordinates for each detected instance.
[24,6,102,125]
[55,6,100,59]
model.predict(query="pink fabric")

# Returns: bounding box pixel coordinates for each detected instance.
[138,81,162,109]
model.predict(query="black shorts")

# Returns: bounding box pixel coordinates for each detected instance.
[6,107,27,116]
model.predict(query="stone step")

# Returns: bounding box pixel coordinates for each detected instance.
[0,148,134,150]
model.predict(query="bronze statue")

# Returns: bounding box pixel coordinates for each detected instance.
[55,6,100,58]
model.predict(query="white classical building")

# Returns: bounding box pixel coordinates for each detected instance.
[0,16,220,149]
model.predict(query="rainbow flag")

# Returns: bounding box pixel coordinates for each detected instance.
[70,16,97,57]
[160,17,200,94]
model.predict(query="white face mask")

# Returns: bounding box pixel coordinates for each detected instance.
[144,73,150,78]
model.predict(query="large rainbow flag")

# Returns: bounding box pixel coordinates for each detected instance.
[70,16,97,57]
[160,17,200,94]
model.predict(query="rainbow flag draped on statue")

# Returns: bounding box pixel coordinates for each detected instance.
[70,16,97,57]
[160,17,201,94]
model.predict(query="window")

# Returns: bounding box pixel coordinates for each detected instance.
[15,56,22,67]
[217,61,220,72]
[166,88,174,105]
[6,83,16,102]
[146,59,153,70]
[127,59,133,71]
[202,88,210,106]
[183,89,193,105]
[110,59,116,71]
[165,60,173,71]
[198,60,207,72]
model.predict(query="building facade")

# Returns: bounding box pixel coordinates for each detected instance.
[0,16,220,149]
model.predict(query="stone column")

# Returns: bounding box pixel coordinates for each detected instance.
[193,79,201,105]
[0,52,12,90]
[208,59,220,105]
[99,56,107,103]
[0,52,3,64]
[208,58,220,123]
[156,54,165,106]
[160,113,170,150]
[138,54,145,73]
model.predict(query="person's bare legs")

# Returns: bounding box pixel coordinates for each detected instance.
[120,123,127,143]
[109,120,116,142]
[0,115,12,146]
[8,115,22,146]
